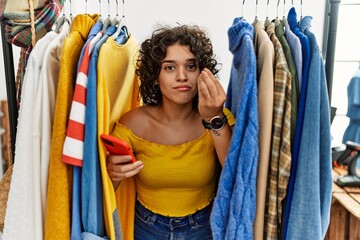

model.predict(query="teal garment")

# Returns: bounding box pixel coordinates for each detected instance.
[275,20,299,145]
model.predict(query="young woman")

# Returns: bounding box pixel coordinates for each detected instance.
[106,25,235,239]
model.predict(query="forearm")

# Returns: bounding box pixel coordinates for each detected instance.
[210,123,233,166]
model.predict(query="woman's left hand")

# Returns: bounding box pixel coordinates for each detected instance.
[198,68,226,121]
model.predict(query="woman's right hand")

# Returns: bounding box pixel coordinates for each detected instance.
[106,154,144,190]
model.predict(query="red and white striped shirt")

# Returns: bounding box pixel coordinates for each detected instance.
[62,32,103,166]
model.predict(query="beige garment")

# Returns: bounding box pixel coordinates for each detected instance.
[253,20,275,240]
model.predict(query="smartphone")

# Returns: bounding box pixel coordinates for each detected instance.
[100,134,136,163]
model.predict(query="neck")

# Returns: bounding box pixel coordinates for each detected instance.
[157,102,197,123]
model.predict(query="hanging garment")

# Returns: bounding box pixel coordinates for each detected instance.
[79,25,120,240]
[2,31,57,240]
[0,0,64,48]
[45,14,98,240]
[97,34,140,240]
[0,0,65,103]
[282,8,312,239]
[275,20,299,145]
[285,16,332,240]
[253,20,274,240]
[265,22,292,240]
[211,17,258,240]
[81,23,108,239]
[33,18,71,226]
[284,21,303,95]
[65,28,104,240]
[342,66,360,144]
[62,28,103,167]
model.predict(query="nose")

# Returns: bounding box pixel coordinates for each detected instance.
[176,66,188,82]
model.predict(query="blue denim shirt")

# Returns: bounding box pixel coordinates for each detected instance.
[71,23,104,240]
[81,26,118,239]
[285,16,332,240]
[283,7,312,239]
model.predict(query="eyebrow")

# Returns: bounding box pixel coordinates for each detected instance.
[161,58,197,64]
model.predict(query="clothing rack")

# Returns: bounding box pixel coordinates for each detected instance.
[323,0,341,105]
[1,21,17,163]
[0,0,342,163]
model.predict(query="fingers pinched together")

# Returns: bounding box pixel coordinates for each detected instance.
[198,68,226,121]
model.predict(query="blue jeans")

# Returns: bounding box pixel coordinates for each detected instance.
[134,200,213,240]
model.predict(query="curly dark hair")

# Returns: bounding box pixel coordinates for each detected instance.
[136,25,219,106]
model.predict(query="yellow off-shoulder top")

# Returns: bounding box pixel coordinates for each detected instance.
[112,108,235,217]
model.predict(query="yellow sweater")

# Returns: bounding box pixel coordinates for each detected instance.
[97,35,140,240]
[112,108,235,239]
[45,14,98,240]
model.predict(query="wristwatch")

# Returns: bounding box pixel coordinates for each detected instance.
[202,114,228,130]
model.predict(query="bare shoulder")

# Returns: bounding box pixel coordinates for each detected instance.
[119,106,153,131]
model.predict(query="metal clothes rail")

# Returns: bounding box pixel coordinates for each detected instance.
[1,21,17,163]
[0,0,341,162]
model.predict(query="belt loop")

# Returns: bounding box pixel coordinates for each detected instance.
[149,212,158,224]
[188,214,196,228]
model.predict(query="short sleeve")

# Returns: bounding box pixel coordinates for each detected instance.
[111,122,135,149]
[224,107,236,127]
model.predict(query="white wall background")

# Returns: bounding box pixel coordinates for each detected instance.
[0,0,326,100]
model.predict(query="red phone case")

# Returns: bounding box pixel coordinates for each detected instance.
[100,134,136,163]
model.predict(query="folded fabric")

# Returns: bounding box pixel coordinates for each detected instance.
[0,0,65,47]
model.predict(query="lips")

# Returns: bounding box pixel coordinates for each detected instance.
[174,85,191,91]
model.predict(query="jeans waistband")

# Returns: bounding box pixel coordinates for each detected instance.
[135,200,213,230]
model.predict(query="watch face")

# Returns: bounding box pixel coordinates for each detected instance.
[210,116,225,130]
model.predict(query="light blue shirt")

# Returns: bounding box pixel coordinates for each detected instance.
[81,26,118,239]
[71,23,103,240]
[285,16,332,240]
[284,20,303,94]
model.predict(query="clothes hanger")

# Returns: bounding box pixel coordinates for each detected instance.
[253,0,259,25]
[85,0,88,15]
[68,0,73,20]
[282,0,288,25]
[54,0,73,32]
[264,0,271,28]
[97,0,103,23]
[112,0,128,39]
[274,0,281,27]
[241,0,245,19]
[54,3,66,33]
[101,0,112,32]
[111,0,120,27]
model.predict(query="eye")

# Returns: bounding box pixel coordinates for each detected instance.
[164,65,175,71]
[187,62,198,71]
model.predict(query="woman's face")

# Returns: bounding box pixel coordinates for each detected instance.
[157,43,200,106]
